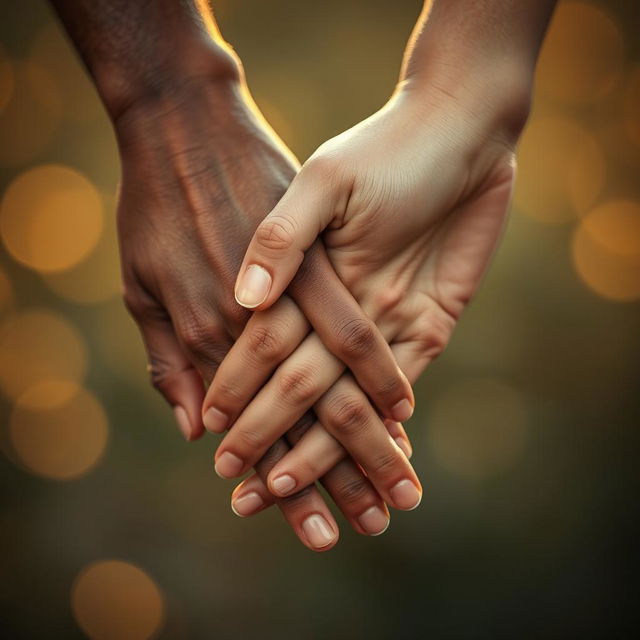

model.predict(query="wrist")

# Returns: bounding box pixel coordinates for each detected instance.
[396,0,558,144]
[113,74,251,156]
[97,40,243,124]
[398,55,533,145]
[112,71,298,197]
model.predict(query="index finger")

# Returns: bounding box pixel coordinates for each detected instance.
[289,243,415,423]
[240,425,340,552]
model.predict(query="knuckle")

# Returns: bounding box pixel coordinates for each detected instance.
[370,287,405,315]
[247,325,287,362]
[277,366,318,405]
[413,310,455,360]
[415,332,446,361]
[335,477,371,505]
[179,316,224,355]
[334,319,376,360]
[375,373,403,401]
[180,322,209,352]
[121,274,167,320]
[236,427,267,451]
[122,288,154,320]
[370,450,402,476]
[325,396,369,437]
[304,154,339,181]
[122,291,142,318]
[255,215,297,252]
[212,379,244,406]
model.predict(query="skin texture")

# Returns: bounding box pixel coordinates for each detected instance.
[48,0,413,433]
[48,0,418,550]
[212,85,515,501]
[47,0,558,547]
[223,0,557,512]
[116,82,418,531]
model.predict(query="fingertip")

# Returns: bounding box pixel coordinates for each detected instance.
[389,479,422,511]
[301,513,339,552]
[173,405,196,441]
[231,491,266,517]
[203,406,229,434]
[214,451,245,479]
[234,264,272,309]
[390,398,414,423]
[308,540,338,553]
[357,505,391,537]
[269,473,298,497]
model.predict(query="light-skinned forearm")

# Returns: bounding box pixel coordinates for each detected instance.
[399,0,557,136]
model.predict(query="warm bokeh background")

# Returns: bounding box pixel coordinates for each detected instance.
[1,0,639,637]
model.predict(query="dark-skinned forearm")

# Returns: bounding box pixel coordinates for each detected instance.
[48,0,240,120]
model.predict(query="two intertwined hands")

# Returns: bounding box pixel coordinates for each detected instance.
[50,0,555,550]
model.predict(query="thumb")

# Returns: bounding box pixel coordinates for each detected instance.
[235,160,341,310]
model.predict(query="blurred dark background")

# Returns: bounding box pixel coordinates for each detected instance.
[1,0,639,638]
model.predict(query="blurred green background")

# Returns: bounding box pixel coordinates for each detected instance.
[1,0,639,637]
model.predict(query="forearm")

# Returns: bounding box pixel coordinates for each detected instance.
[49,0,240,120]
[399,0,557,134]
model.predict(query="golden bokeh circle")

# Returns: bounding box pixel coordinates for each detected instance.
[0,164,104,273]
[0,61,61,167]
[14,379,80,411]
[515,115,605,224]
[427,378,529,479]
[71,560,165,640]
[537,2,624,104]
[0,43,14,113]
[43,196,121,304]
[0,308,87,399]
[572,200,640,301]
[10,384,108,480]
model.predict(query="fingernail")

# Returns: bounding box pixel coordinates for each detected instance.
[214,451,244,478]
[231,491,264,517]
[358,506,390,536]
[395,437,413,459]
[271,474,297,496]
[173,405,192,441]
[390,479,422,511]
[391,398,413,422]
[203,407,228,433]
[302,514,337,549]
[235,264,272,308]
